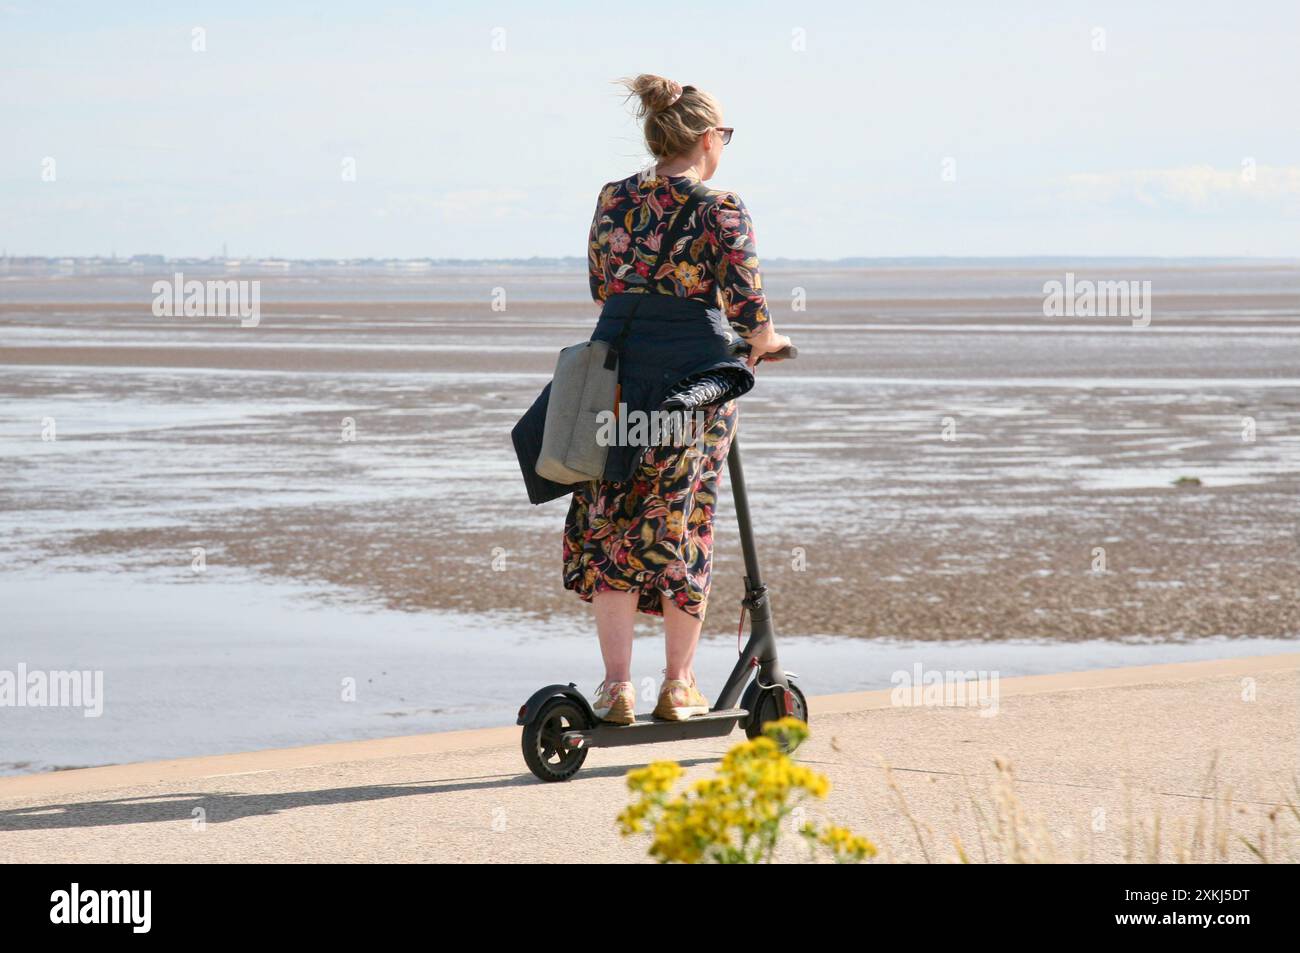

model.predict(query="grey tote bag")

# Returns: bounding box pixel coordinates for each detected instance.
[534,179,709,485]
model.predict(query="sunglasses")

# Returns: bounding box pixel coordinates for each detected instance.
[714,126,734,145]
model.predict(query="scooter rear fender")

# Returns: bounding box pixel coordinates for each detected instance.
[516,683,593,727]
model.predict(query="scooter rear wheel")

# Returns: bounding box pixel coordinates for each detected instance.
[522,697,590,782]
[745,682,809,753]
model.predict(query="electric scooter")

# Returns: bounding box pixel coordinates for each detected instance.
[518,341,805,782]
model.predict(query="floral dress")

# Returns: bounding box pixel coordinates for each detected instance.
[562,169,772,620]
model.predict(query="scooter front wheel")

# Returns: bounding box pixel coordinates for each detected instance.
[745,681,809,753]
[522,696,590,782]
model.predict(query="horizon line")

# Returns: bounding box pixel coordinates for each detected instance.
[5,254,1299,267]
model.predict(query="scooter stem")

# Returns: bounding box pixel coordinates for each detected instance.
[726,436,764,589]
[712,434,792,714]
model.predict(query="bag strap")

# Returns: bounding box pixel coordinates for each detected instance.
[604,179,710,367]
[649,179,709,286]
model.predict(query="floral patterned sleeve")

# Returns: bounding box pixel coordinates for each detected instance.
[588,185,612,304]
[709,192,772,339]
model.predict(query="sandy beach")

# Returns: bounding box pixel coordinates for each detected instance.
[1,654,1295,863]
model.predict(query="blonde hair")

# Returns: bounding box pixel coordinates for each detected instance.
[615,73,722,161]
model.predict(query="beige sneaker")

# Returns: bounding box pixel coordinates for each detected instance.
[653,668,710,720]
[592,679,636,725]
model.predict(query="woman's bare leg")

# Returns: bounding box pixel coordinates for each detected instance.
[661,594,702,682]
[593,589,638,682]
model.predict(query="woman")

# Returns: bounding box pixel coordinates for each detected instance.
[567,74,793,725]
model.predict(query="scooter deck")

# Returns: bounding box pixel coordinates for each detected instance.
[562,708,748,749]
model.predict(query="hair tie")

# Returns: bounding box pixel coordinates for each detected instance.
[666,80,683,106]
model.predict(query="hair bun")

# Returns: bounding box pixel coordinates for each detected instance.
[620,74,687,117]
[613,74,719,161]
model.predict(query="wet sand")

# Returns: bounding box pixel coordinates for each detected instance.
[3,266,1298,643]
[6,568,1294,774]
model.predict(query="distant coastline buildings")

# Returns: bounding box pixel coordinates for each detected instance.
[1,254,1295,278]
[0,254,595,275]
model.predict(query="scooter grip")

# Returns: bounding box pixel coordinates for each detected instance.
[731,341,798,362]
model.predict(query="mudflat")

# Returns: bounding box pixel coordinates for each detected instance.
[3,264,1297,642]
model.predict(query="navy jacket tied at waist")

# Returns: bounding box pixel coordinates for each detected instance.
[511,290,756,504]
[591,291,755,483]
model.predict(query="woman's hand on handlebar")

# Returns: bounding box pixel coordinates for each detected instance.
[742,324,794,369]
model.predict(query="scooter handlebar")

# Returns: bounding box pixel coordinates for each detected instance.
[730,340,798,363]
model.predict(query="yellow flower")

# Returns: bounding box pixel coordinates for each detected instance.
[619,717,872,863]
[673,261,702,290]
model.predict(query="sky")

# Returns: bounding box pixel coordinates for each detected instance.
[2,0,1298,259]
